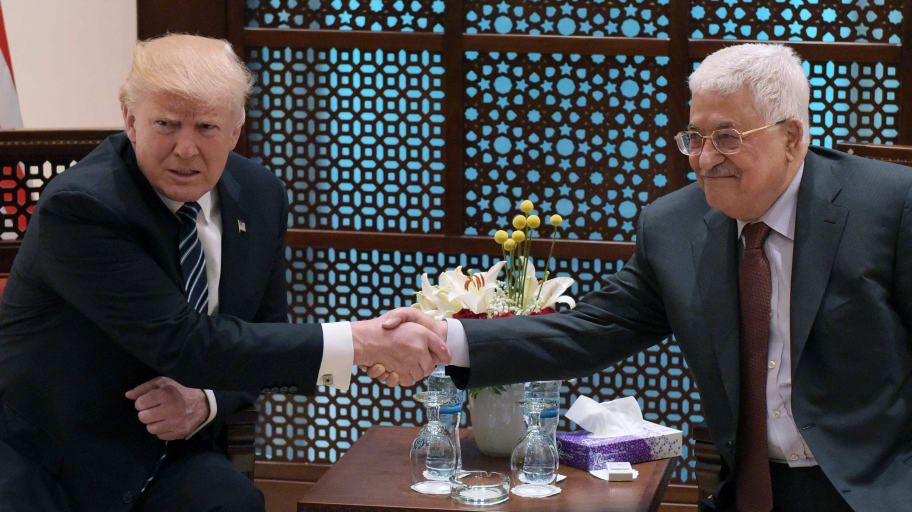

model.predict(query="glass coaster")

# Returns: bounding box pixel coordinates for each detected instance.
[411,481,452,494]
[511,484,562,498]
[450,471,510,505]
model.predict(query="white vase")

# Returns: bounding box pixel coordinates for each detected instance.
[468,383,526,457]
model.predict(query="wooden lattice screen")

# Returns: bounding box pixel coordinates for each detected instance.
[3,0,911,489]
[226,0,912,486]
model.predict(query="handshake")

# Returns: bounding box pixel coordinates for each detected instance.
[351,307,450,387]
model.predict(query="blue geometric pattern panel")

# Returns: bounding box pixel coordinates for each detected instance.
[256,246,702,482]
[465,0,671,37]
[245,46,447,232]
[464,52,671,242]
[806,60,901,147]
[245,0,446,31]
[689,0,903,42]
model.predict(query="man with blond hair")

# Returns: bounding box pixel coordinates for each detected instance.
[386,43,912,511]
[0,34,448,511]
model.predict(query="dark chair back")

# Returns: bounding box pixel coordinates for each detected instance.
[835,142,912,167]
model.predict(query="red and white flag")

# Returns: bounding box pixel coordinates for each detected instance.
[0,0,23,129]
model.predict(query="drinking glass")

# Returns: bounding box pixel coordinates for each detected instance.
[523,380,561,449]
[510,398,559,497]
[409,391,457,494]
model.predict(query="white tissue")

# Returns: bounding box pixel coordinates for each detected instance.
[564,395,644,438]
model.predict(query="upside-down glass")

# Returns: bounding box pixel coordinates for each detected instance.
[510,399,558,496]
[674,119,786,156]
[410,391,457,494]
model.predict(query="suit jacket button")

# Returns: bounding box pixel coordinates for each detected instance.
[122,491,135,504]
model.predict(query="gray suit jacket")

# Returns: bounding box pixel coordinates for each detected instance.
[457,146,912,511]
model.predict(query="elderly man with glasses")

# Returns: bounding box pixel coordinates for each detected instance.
[383,43,912,512]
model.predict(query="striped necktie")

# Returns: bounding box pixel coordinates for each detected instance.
[177,202,208,314]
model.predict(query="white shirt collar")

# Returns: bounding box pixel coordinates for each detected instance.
[737,162,804,242]
[156,190,217,225]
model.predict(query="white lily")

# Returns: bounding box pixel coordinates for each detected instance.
[413,262,506,319]
[515,260,576,313]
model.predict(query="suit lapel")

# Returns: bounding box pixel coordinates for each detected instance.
[120,137,184,289]
[693,209,741,417]
[216,169,251,316]
[790,151,847,373]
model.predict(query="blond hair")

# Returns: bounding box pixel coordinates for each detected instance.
[689,43,810,144]
[119,34,254,126]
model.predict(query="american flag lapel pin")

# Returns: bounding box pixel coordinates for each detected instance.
[237,219,247,233]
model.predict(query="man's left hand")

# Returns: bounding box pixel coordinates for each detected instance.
[125,376,209,440]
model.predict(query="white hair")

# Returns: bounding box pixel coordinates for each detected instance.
[688,43,810,144]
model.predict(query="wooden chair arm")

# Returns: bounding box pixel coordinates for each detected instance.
[224,407,258,479]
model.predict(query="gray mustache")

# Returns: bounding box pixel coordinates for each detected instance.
[698,165,739,178]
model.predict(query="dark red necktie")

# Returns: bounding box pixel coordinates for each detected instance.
[736,222,773,512]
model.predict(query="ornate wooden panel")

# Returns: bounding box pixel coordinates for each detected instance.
[241,0,910,489]
[464,0,672,37]
[245,0,446,31]
[245,46,447,232]
[689,0,904,42]
[0,131,114,240]
[806,60,901,146]
[463,51,671,241]
[3,0,907,493]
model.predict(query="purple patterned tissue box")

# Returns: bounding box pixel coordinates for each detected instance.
[556,421,682,470]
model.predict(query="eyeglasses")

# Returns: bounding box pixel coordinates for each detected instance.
[674,119,786,156]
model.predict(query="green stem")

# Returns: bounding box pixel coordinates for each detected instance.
[520,227,531,310]
[505,247,514,300]
[536,229,558,304]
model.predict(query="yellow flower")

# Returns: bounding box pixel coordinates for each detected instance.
[512,230,526,243]
[526,215,541,229]
[504,239,517,252]
[550,214,563,227]
[520,200,534,213]
[494,230,509,244]
[512,215,527,229]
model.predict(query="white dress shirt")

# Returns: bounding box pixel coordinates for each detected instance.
[445,164,817,467]
[157,191,354,438]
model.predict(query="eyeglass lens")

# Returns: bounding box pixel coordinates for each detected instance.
[679,129,741,155]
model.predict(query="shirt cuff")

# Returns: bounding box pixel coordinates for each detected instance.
[318,321,354,390]
[185,389,217,440]
[445,318,470,367]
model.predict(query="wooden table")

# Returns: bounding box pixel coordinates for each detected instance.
[299,426,676,511]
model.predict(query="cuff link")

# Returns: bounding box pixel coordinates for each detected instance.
[320,374,333,386]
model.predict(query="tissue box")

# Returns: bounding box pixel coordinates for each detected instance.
[556,421,682,470]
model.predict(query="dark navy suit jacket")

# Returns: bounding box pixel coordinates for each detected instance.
[0,133,323,511]
[455,147,912,511]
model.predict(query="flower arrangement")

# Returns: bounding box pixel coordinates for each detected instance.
[413,200,576,320]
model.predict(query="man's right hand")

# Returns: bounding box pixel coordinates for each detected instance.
[351,309,449,387]
[359,308,449,386]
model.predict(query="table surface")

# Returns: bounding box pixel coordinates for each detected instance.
[298,425,676,512]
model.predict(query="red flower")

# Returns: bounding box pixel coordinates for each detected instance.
[453,308,488,319]
[528,307,556,316]
[492,312,515,319]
